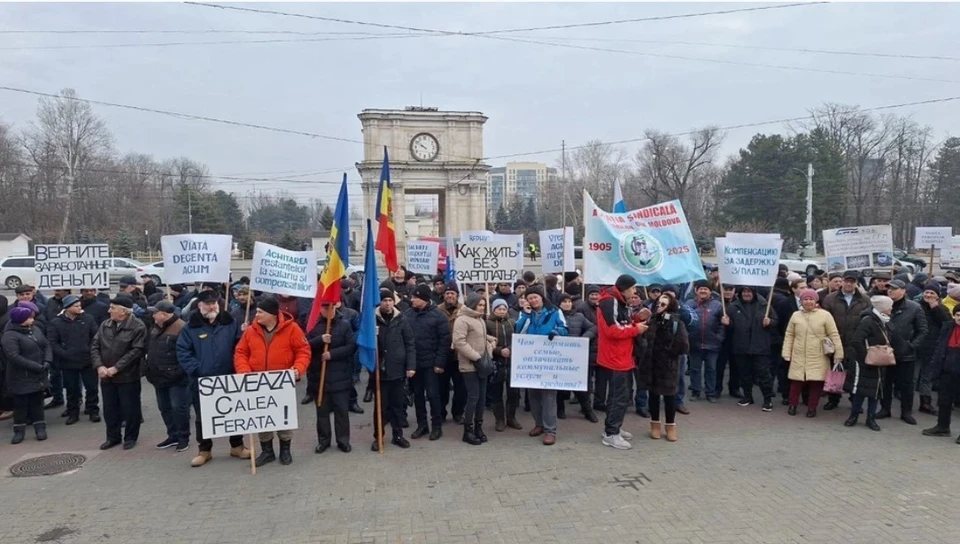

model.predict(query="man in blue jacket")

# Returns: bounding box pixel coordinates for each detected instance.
[176,289,251,467]
[516,286,568,446]
[686,280,726,403]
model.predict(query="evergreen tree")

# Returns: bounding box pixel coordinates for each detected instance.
[494,205,509,230]
[112,229,135,258]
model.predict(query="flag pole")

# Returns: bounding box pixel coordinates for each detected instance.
[244,291,253,325]
[375,337,384,454]
[248,434,256,475]
[719,276,728,318]
[316,311,334,407]
[764,282,775,319]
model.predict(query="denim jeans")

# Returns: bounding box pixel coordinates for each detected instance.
[155,382,191,443]
[676,355,689,406]
[689,349,719,398]
[529,389,558,435]
[463,372,487,426]
[850,394,878,417]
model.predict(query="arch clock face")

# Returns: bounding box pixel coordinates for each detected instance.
[410,133,439,162]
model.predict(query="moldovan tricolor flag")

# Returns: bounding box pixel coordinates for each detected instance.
[375,146,398,272]
[305,174,349,333]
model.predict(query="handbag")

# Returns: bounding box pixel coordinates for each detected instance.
[824,361,846,393]
[865,329,896,367]
[822,338,836,355]
[474,347,495,379]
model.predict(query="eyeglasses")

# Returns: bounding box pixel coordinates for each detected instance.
[658,303,668,308]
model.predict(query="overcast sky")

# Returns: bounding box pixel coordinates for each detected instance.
[1,2,958,207]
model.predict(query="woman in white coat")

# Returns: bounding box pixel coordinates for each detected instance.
[782,289,844,418]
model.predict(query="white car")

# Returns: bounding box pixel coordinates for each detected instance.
[0,255,144,290]
[136,261,166,286]
[779,253,822,276]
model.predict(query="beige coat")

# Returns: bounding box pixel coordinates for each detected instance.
[452,305,496,373]
[782,308,844,382]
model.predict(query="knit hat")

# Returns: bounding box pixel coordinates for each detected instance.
[559,293,573,304]
[379,288,395,301]
[432,274,445,285]
[443,281,459,295]
[585,284,601,296]
[948,283,960,300]
[514,280,526,290]
[924,282,942,295]
[522,271,536,284]
[870,295,893,313]
[414,284,432,302]
[17,301,38,315]
[61,294,81,309]
[9,306,33,325]
[799,289,819,301]
[775,278,790,290]
[257,298,280,316]
[491,298,508,312]
[464,293,483,310]
[525,286,545,300]
[614,274,637,292]
[693,279,710,290]
[110,295,134,309]
[662,284,678,296]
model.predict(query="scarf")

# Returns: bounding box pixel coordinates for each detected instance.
[949,324,960,349]
[872,308,890,324]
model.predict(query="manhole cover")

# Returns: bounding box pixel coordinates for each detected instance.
[9,453,86,477]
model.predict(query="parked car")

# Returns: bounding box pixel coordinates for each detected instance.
[893,249,927,270]
[136,261,165,286]
[1,256,144,290]
[779,253,822,276]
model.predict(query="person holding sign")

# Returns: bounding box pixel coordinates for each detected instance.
[373,289,417,451]
[234,298,312,466]
[176,290,251,467]
[307,301,357,454]
[722,287,778,412]
[516,286,568,446]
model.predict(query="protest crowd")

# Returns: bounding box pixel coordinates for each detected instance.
[2,161,959,471]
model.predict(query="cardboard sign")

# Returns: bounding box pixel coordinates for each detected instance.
[249,242,316,297]
[539,227,575,274]
[510,334,589,391]
[198,370,299,439]
[915,227,952,249]
[406,240,440,275]
[453,241,522,283]
[716,235,783,286]
[34,244,111,289]
[160,234,233,284]
[822,225,894,272]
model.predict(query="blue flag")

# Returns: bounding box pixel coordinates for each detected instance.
[613,179,627,213]
[357,220,381,372]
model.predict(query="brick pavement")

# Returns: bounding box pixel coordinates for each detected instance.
[1,384,958,544]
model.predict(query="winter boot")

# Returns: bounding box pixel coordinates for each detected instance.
[278,440,292,465]
[505,403,522,430]
[34,422,47,441]
[664,423,678,442]
[462,424,481,446]
[474,419,488,443]
[11,424,26,445]
[255,440,276,467]
[649,421,662,440]
[865,415,881,432]
[919,396,938,415]
[493,403,506,432]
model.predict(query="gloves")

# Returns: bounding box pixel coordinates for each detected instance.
[548,332,556,341]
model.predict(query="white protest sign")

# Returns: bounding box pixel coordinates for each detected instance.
[454,241,522,283]
[914,227,952,249]
[406,240,439,275]
[942,236,960,267]
[539,227,575,274]
[492,233,525,270]
[716,234,783,286]
[199,370,299,439]
[510,334,589,391]
[249,242,316,297]
[822,225,894,272]
[459,230,494,242]
[161,234,233,284]
[34,244,111,289]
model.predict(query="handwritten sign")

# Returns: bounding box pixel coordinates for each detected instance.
[35,244,111,289]
[716,234,783,286]
[161,234,232,284]
[539,227,575,274]
[915,227,952,249]
[510,333,589,391]
[406,240,439,275]
[249,242,316,297]
[454,241,522,283]
[198,370,299,439]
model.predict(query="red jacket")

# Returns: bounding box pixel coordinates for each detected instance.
[234,312,311,377]
[596,288,640,371]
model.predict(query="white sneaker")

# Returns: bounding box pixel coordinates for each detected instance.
[620,430,633,441]
[602,433,632,450]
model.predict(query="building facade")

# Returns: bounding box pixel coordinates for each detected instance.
[486,162,558,212]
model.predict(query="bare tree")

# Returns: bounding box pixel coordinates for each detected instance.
[22,88,112,243]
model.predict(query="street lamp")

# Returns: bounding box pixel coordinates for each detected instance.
[788,164,814,257]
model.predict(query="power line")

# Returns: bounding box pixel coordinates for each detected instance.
[0,29,387,36]
[0,33,424,52]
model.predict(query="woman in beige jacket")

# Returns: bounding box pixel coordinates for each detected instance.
[452,294,496,446]
[782,288,844,418]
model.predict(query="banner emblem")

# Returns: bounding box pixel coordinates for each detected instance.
[621,231,664,274]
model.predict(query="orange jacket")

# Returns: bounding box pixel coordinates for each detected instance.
[234,312,311,377]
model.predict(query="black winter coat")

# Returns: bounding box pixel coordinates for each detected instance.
[771,291,798,345]
[47,313,99,370]
[845,311,906,399]
[91,315,147,384]
[403,303,451,370]
[575,300,599,365]
[80,297,109,325]
[563,309,595,340]
[2,324,52,396]
[144,317,187,388]
[307,312,357,393]
[888,298,928,362]
[918,302,950,358]
[930,322,960,376]
[637,313,689,396]
[375,308,416,381]
[727,296,778,356]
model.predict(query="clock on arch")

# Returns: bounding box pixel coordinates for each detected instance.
[410,132,439,162]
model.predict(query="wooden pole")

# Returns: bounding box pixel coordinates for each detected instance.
[224,282,230,309]
[930,244,935,274]
[316,310,334,407]
[764,284,775,319]
[248,433,257,475]
[718,278,728,318]
[484,283,490,316]
[643,286,649,301]
[243,290,253,325]
[375,339,384,454]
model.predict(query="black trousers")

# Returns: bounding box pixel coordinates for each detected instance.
[935,372,960,429]
[603,370,631,436]
[649,393,677,424]
[594,366,611,408]
[881,358,917,414]
[738,354,774,401]
[190,380,243,451]
[490,372,520,419]
[771,344,789,397]
[557,390,591,411]
[438,352,466,419]
[716,346,739,394]
[62,367,99,416]
[49,367,64,403]
[101,380,142,443]
[316,389,350,447]
[13,391,45,425]
[410,368,443,428]
[373,378,406,439]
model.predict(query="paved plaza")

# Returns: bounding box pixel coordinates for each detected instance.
[1,383,958,544]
